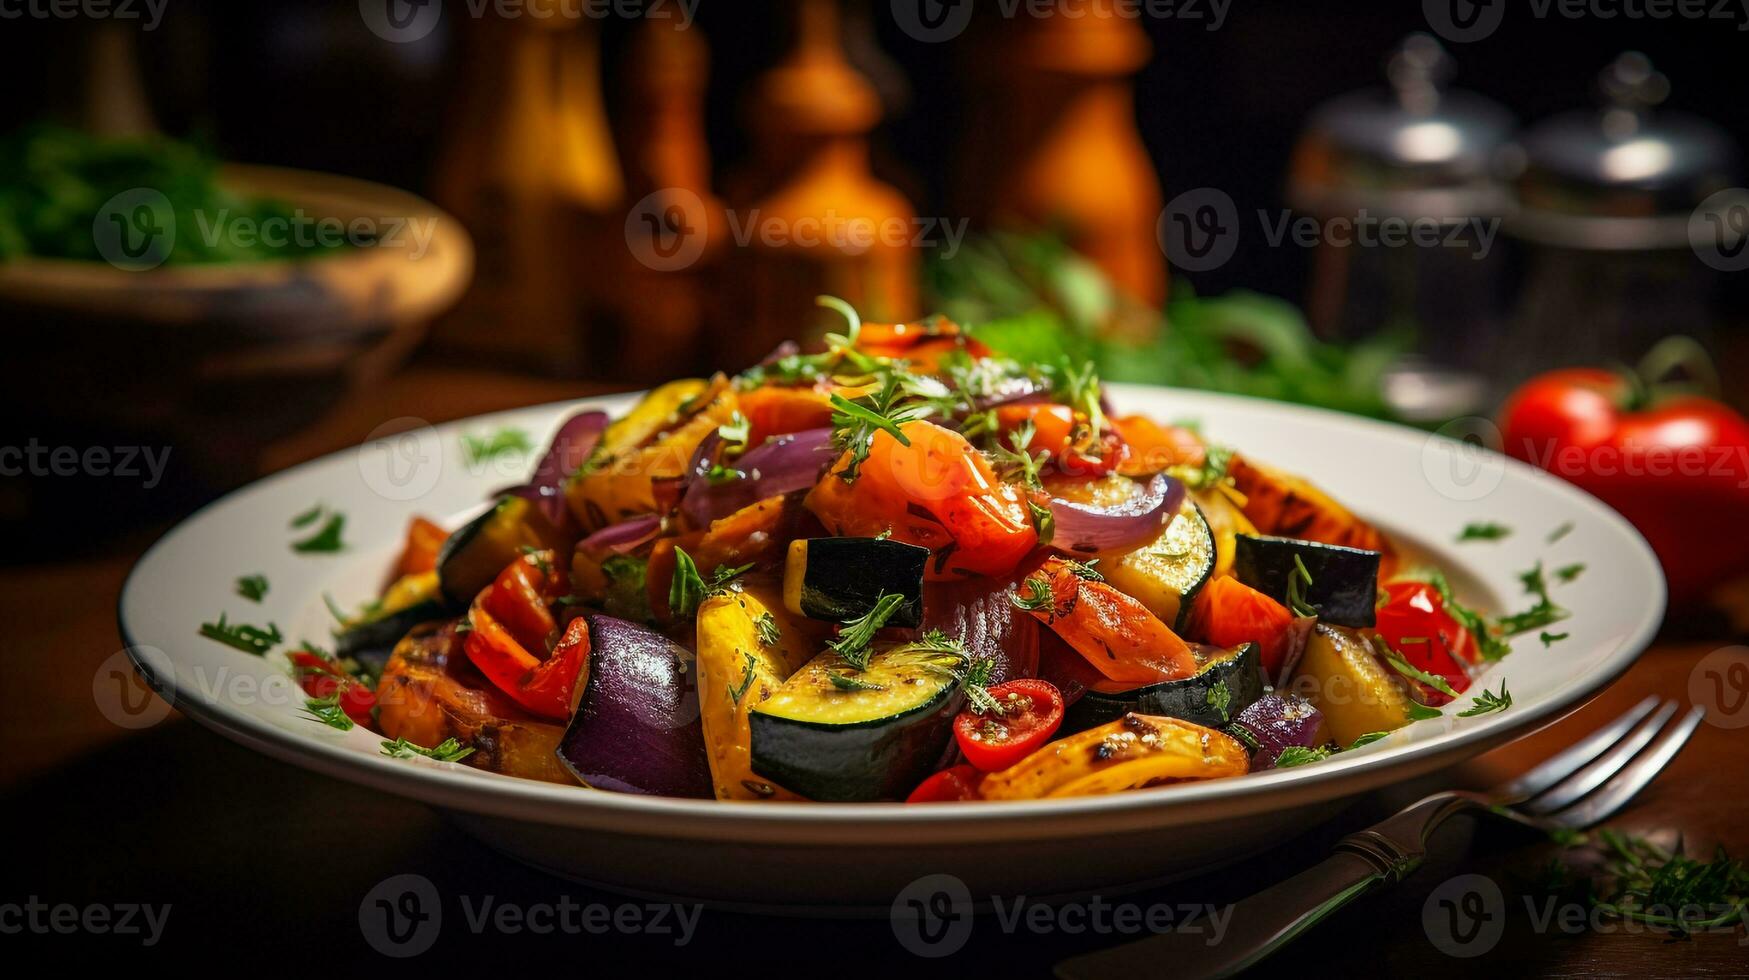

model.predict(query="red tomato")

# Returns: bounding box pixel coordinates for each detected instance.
[1373,580,1478,705]
[288,650,376,728]
[1017,558,1198,685]
[465,599,593,721]
[905,764,984,802]
[953,679,1066,772]
[805,420,1037,579]
[995,403,1127,477]
[1191,576,1295,682]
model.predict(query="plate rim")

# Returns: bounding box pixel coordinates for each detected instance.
[118,382,1667,843]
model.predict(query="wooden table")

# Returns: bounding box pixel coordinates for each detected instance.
[6,367,1745,975]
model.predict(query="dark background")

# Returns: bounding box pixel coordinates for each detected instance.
[3,0,1747,304]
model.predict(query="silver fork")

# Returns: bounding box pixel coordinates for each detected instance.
[1054,696,1706,980]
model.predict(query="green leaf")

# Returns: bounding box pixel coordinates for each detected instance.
[198,614,283,656]
[1457,522,1512,542]
[827,593,907,670]
[292,513,346,553]
[668,547,707,620]
[1457,680,1512,717]
[235,574,269,603]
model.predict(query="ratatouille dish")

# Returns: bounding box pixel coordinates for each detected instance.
[270,300,1555,803]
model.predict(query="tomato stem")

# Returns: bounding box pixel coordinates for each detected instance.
[1635,335,1721,406]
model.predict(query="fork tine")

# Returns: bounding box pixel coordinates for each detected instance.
[1519,701,1679,814]
[1493,694,1661,803]
[1547,705,1706,830]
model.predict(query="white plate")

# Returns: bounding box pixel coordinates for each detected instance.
[119,384,1664,907]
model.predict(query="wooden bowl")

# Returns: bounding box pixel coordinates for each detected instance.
[0,165,474,493]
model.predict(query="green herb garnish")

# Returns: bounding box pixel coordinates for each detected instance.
[382,736,474,762]
[198,614,283,655]
[1554,563,1586,584]
[1348,731,1390,748]
[829,673,887,692]
[1457,522,1512,542]
[1540,631,1569,648]
[1274,745,1334,768]
[1547,521,1574,544]
[728,652,758,705]
[828,593,907,670]
[301,693,353,731]
[1011,575,1056,614]
[754,612,781,648]
[461,427,532,467]
[236,574,269,603]
[1206,679,1232,721]
[290,503,324,529]
[1285,554,1319,618]
[292,512,347,553]
[1457,680,1512,717]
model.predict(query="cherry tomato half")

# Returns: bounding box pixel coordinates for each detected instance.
[952,678,1066,772]
[905,764,985,802]
[1373,580,1477,705]
[995,403,1127,478]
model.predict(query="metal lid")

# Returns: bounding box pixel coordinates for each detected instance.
[1510,53,1742,250]
[1288,34,1515,220]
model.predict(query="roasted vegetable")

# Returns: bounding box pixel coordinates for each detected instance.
[1100,500,1216,632]
[557,615,712,798]
[1188,486,1255,580]
[1227,455,1390,557]
[749,641,965,801]
[1289,624,1415,745]
[334,570,448,658]
[782,536,928,626]
[694,586,820,800]
[1232,534,1382,628]
[1064,642,1265,733]
[1016,557,1198,685]
[567,376,738,529]
[436,495,565,607]
[374,623,577,785]
[979,713,1250,799]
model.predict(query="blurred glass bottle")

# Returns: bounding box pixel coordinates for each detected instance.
[719,0,917,362]
[1501,53,1744,390]
[957,8,1165,314]
[1287,34,1515,421]
[430,9,622,373]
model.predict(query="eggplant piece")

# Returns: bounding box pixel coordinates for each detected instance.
[557,615,712,798]
[912,574,1039,684]
[1232,533,1381,628]
[749,642,964,801]
[1064,642,1266,733]
[435,496,565,606]
[782,537,928,627]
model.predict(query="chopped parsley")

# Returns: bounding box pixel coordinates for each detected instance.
[461,426,532,467]
[382,736,475,763]
[301,693,353,731]
[235,574,269,603]
[1547,521,1574,544]
[292,511,347,553]
[1373,636,1460,699]
[1554,562,1586,584]
[1457,680,1512,717]
[1540,630,1570,648]
[1457,522,1512,542]
[1206,679,1232,722]
[1495,561,1570,636]
[198,614,283,655]
[290,503,324,529]
[1274,745,1334,768]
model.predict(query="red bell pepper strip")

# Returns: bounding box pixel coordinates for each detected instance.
[288,649,376,728]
